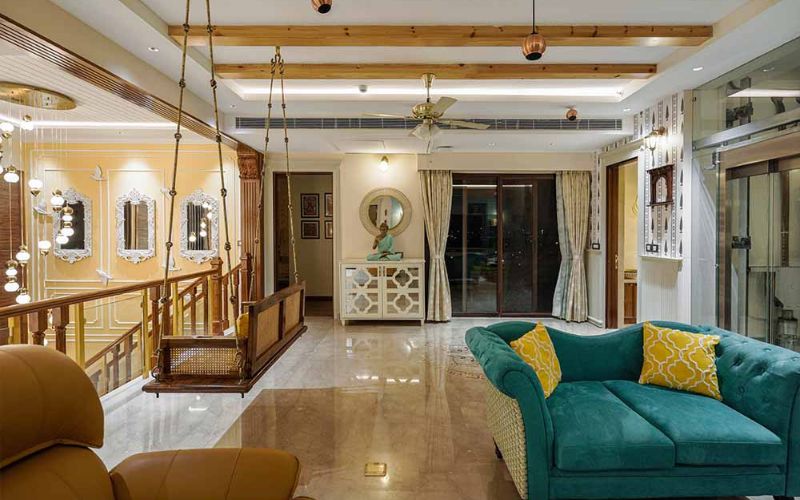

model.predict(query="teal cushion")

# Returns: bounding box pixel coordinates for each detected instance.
[547,382,675,472]
[605,380,785,466]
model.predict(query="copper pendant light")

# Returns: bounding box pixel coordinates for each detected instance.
[311,0,332,14]
[522,0,546,61]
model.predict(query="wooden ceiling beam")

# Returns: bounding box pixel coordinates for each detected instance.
[215,63,656,80]
[170,25,712,47]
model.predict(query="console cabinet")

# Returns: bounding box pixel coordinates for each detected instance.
[339,259,425,325]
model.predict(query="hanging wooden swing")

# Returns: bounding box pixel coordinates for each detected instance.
[143,0,306,395]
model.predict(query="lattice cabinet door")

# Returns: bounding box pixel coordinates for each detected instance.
[341,264,382,320]
[382,263,424,320]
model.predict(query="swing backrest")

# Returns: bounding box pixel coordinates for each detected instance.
[243,281,306,377]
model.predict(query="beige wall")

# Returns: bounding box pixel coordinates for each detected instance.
[340,154,425,260]
[24,142,238,356]
[291,174,333,297]
[419,152,595,172]
[622,163,638,271]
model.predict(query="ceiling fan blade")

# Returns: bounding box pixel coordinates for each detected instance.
[363,113,408,119]
[431,96,457,115]
[440,119,491,130]
[410,123,427,139]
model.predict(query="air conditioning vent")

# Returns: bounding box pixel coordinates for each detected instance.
[235,117,622,131]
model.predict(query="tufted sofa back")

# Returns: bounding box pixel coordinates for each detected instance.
[708,327,800,441]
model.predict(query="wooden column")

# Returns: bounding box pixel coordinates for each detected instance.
[237,144,264,301]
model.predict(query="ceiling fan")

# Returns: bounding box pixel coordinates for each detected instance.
[365,73,490,145]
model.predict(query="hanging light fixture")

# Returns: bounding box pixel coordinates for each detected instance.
[189,231,197,243]
[5,260,18,277]
[61,205,74,222]
[4,276,19,293]
[379,156,389,172]
[199,229,208,238]
[522,0,546,61]
[3,165,19,183]
[311,0,332,14]
[28,178,43,196]
[20,115,34,132]
[50,189,65,211]
[16,288,31,304]
[61,222,75,237]
[15,245,30,264]
[55,233,69,245]
[38,240,52,256]
[0,122,13,134]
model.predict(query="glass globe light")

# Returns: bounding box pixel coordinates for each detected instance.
[50,190,65,209]
[199,229,207,238]
[62,213,73,222]
[3,166,20,183]
[5,264,17,277]
[55,234,69,245]
[38,240,52,255]
[0,122,14,133]
[61,226,75,237]
[16,288,31,304]
[28,178,43,196]
[15,245,30,264]
[4,278,20,293]
[202,201,211,209]
[189,232,197,243]
[21,116,34,131]
[205,211,213,220]
[200,220,207,229]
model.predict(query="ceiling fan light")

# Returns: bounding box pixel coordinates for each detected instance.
[311,0,332,14]
[522,33,547,61]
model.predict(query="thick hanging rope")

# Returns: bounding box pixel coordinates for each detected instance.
[153,0,243,380]
[153,0,191,379]
[255,46,300,297]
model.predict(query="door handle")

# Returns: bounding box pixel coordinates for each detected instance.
[615,254,619,271]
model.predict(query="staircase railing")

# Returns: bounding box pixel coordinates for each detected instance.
[0,255,252,396]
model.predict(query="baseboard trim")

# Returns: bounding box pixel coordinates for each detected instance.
[588,316,605,328]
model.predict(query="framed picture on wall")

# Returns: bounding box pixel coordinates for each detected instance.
[300,193,319,218]
[301,220,319,239]
[324,220,333,239]
[324,193,333,218]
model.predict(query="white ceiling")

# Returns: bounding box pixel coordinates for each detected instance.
[14,0,800,152]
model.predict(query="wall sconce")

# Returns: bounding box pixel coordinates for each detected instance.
[644,126,666,152]
[379,156,389,172]
[311,0,332,13]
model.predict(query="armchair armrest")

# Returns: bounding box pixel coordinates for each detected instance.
[466,326,554,499]
[110,448,303,500]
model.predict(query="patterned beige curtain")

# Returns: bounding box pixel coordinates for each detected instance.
[419,170,453,321]
[552,171,590,321]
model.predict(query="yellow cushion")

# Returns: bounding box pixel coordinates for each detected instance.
[235,312,250,339]
[639,322,722,400]
[509,323,562,397]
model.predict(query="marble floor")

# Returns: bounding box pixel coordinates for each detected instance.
[98,318,770,500]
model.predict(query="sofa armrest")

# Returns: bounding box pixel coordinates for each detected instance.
[466,327,554,499]
[110,448,301,500]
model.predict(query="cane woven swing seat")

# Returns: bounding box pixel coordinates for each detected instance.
[141,2,306,396]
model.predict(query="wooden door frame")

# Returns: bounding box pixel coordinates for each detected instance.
[605,159,638,329]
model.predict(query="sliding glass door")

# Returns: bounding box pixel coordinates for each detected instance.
[446,174,560,316]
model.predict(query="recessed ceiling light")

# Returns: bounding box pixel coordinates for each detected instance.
[229,104,236,109]
[488,142,496,147]
[148,47,159,52]
[762,67,776,73]
[729,89,800,98]
[692,66,704,72]
[623,108,631,112]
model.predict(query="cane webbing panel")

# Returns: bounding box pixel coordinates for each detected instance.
[486,381,528,499]
[255,305,280,357]
[168,346,239,376]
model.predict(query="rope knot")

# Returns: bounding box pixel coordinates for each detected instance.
[182,23,190,32]
[178,79,186,88]
[165,242,173,249]
[224,242,232,251]
[220,188,227,196]
[169,189,177,197]
[174,132,183,140]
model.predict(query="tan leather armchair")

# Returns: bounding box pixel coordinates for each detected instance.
[0,345,309,500]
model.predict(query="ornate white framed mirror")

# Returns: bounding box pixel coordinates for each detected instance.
[359,187,412,236]
[180,189,218,263]
[53,188,92,263]
[116,188,155,263]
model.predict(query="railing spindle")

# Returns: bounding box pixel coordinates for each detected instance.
[28,310,47,346]
[124,335,133,383]
[210,258,223,334]
[74,303,86,367]
[141,288,151,376]
[170,282,181,336]
[112,344,120,389]
[190,286,197,335]
[202,278,209,334]
[52,305,69,354]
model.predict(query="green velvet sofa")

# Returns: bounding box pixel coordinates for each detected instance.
[466,321,800,500]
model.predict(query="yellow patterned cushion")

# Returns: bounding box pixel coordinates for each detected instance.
[510,323,561,397]
[639,322,722,400]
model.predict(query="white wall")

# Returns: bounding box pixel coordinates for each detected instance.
[420,152,595,172]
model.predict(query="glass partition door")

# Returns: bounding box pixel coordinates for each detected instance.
[722,156,800,349]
